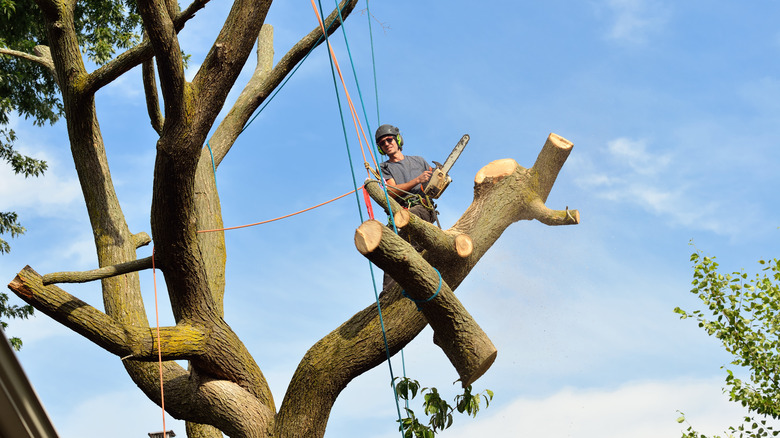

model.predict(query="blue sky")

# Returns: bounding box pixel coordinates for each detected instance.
[2,0,780,436]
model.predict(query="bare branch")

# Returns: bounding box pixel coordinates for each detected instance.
[208,0,360,164]
[137,0,187,126]
[142,58,164,134]
[9,266,208,360]
[81,5,206,96]
[133,231,152,248]
[42,256,154,285]
[532,133,574,202]
[0,47,56,81]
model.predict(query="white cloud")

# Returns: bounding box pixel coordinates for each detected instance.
[606,137,670,175]
[572,137,744,236]
[0,133,81,219]
[603,0,669,45]
[440,379,769,438]
[55,388,185,438]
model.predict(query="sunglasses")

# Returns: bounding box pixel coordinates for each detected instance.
[378,137,395,147]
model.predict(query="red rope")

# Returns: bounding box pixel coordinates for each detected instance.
[363,186,375,220]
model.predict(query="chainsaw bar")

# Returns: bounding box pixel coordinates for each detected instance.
[440,134,469,176]
[424,134,469,199]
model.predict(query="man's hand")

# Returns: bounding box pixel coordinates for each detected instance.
[416,168,433,185]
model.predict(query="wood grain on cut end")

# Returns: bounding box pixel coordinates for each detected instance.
[393,208,410,228]
[548,133,573,150]
[354,220,384,254]
[475,159,517,184]
[454,234,473,258]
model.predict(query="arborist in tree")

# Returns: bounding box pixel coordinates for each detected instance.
[375,124,440,291]
[375,124,437,225]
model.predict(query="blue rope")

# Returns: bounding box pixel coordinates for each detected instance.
[315,2,404,435]
[239,13,342,135]
[401,268,442,311]
[328,0,399,238]
[366,0,381,127]
[318,2,365,223]
[206,140,217,188]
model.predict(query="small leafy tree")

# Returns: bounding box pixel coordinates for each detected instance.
[674,250,780,437]
[394,377,493,438]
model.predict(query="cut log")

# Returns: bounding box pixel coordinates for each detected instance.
[355,220,497,387]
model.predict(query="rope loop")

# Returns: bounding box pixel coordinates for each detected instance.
[401,267,442,311]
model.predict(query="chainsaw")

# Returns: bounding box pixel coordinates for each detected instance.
[424,134,469,199]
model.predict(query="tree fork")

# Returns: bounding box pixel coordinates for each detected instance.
[9,266,208,360]
[355,220,497,387]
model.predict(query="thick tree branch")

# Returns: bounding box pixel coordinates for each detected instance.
[532,133,574,202]
[189,0,273,138]
[355,220,497,387]
[209,0,360,164]
[9,266,208,360]
[81,4,206,96]
[137,0,187,126]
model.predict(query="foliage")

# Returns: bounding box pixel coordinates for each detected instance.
[677,411,779,438]
[0,292,33,350]
[0,71,46,350]
[394,377,494,437]
[674,250,780,437]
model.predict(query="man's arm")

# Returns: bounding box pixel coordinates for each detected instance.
[385,169,432,199]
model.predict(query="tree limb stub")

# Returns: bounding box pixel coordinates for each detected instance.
[364,180,474,259]
[9,266,207,360]
[355,220,497,387]
[42,256,154,285]
[533,133,574,203]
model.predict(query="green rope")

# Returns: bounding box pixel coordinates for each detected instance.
[366,0,381,127]
[318,3,364,224]
[316,2,404,435]
[332,0,378,158]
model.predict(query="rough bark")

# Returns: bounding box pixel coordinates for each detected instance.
[355,220,497,387]
[5,0,576,436]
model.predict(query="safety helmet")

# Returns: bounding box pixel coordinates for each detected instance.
[375,124,404,155]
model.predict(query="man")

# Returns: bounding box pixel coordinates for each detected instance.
[375,124,436,224]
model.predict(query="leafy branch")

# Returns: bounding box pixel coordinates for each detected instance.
[394,377,494,437]
[674,246,780,437]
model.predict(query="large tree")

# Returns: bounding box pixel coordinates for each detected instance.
[2,0,579,437]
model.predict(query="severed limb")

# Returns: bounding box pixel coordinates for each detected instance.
[355,220,497,387]
[9,266,207,360]
[364,180,474,259]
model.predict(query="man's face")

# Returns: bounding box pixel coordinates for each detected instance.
[378,135,397,154]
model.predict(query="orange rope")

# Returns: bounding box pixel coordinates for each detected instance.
[151,247,167,435]
[309,0,380,174]
[198,189,356,233]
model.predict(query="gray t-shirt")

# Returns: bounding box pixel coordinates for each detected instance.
[379,155,430,196]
